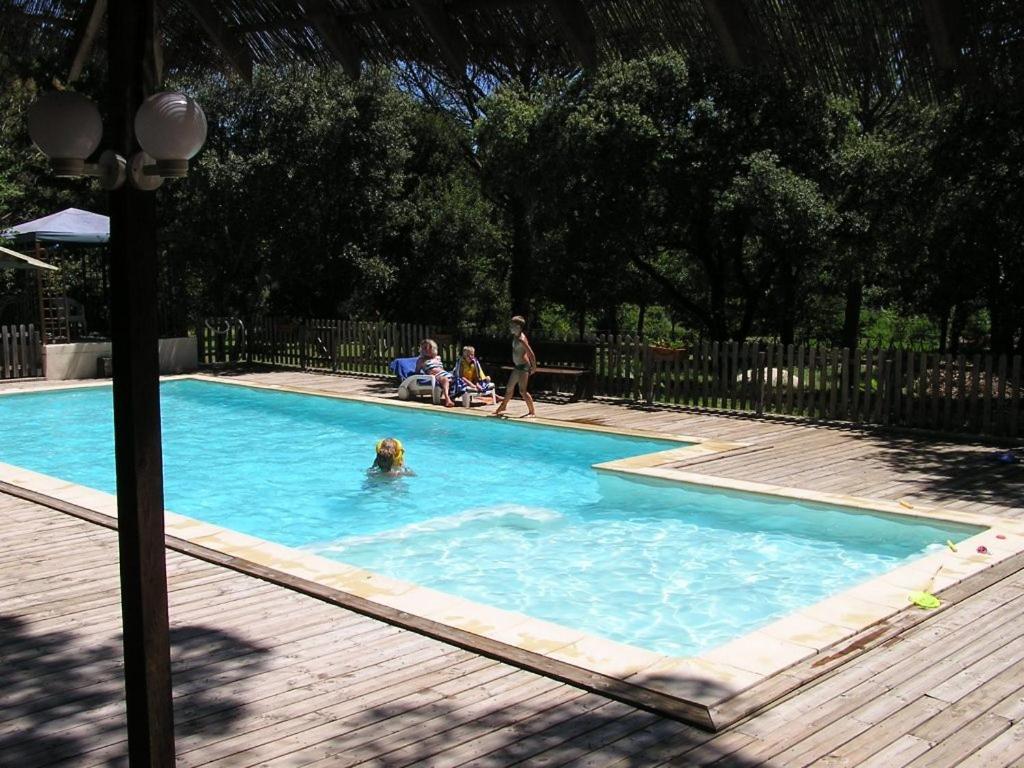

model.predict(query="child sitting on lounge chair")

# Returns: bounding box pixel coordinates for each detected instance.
[452,346,497,405]
[369,437,415,477]
[414,338,455,407]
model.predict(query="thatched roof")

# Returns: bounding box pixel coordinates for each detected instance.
[3,1,1020,99]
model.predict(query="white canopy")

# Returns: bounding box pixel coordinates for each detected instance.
[4,207,109,245]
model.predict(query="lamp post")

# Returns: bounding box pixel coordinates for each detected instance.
[26,3,206,763]
[108,2,172,760]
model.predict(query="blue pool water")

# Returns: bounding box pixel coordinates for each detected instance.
[0,379,981,656]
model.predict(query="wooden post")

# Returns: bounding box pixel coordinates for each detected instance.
[641,344,655,404]
[763,343,774,415]
[755,350,766,416]
[107,0,175,764]
[214,322,225,363]
[784,343,795,415]
[807,346,817,419]
[299,320,308,370]
[995,354,1007,436]
[1010,355,1022,439]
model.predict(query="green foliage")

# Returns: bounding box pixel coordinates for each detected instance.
[857,308,940,351]
[0,54,105,232]
[1,41,1021,354]
[159,64,504,326]
[512,53,849,342]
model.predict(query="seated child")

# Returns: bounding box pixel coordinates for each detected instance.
[369,437,414,477]
[454,345,496,405]
[414,338,455,407]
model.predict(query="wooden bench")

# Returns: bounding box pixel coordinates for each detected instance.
[469,338,596,402]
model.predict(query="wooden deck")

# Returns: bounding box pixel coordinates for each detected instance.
[3,370,1024,766]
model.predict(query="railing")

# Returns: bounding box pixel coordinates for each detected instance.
[0,324,43,379]
[198,318,1023,438]
[200,318,463,376]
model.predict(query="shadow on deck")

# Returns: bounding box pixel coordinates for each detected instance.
[0,615,270,766]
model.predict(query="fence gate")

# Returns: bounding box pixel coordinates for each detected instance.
[198,318,247,364]
[0,324,43,379]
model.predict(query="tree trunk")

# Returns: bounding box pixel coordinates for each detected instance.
[991,313,1013,356]
[938,306,950,354]
[602,305,620,336]
[780,266,797,347]
[780,312,795,348]
[637,300,647,338]
[949,303,966,355]
[708,268,728,341]
[508,196,533,320]
[989,289,1014,356]
[841,277,863,350]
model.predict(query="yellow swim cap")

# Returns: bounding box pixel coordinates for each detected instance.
[375,438,405,466]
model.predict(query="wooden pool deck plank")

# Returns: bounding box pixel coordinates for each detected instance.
[3,370,1024,766]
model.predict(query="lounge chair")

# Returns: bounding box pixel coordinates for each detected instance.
[389,355,494,407]
[389,356,445,405]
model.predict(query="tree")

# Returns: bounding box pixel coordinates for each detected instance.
[474,85,549,319]
[521,52,845,342]
[159,64,505,327]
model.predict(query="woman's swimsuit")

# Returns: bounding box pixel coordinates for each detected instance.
[422,355,446,374]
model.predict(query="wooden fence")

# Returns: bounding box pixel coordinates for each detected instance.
[199,318,1023,438]
[643,341,1022,438]
[0,324,43,380]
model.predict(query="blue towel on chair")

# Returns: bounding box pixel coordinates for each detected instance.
[389,356,420,381]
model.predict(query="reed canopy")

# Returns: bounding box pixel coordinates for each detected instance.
[3,0,1015,100]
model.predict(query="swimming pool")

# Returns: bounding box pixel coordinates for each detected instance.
[0,378,983,658]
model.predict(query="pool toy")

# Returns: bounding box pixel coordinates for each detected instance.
[946,540,958,552]
[996,534,1007,540]
[909,566,944,610]
[899,500,914,509]
[909,591,941,609]
[977,545,989,554]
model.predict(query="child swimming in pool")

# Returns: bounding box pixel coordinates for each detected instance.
[369,437,415,477]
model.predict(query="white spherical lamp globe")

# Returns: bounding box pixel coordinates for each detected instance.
[27,91,103,176]
[134,92,207,177]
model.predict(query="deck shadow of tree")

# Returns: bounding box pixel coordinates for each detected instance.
[868,437,1024,511]
[253,665,766,767]
[0,614,271,767]
[617,397,1024,509]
